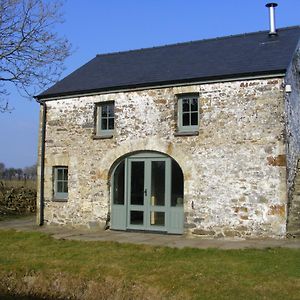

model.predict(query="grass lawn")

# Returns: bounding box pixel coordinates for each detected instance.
[0,230,299,299]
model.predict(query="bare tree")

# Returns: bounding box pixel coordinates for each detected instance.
[4,167,17,180]
[0,0,71,112]
[23,163,37,179]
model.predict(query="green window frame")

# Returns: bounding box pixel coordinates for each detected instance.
[96,102,115,136]
[177,95,199,132]
[53,166,68,200]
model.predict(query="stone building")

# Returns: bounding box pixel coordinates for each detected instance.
[36,25,300,238]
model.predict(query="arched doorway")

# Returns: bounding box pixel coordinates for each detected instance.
[110,152,184,234]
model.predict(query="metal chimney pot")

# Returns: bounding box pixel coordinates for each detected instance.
[266,3,278,35]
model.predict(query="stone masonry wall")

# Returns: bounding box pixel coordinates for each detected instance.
[37,77,287,237]
[285,41,300,235]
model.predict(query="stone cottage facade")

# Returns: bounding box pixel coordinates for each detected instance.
[36,26,300,238]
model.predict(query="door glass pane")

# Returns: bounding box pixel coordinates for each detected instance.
[130,210,143,225]
[151,161,165,206]
[150,212,165,226]
[113,161,125,205]
[131,161,144,205]
[171,160,184,207]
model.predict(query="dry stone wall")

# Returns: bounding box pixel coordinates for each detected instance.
[37,77,287,237]
[0,182,36,215]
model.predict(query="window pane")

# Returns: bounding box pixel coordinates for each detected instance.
[113,161,125,205]
[101,106,108,117]
[63,168,68,180]
[108,118,114,130]
[57,181,63,193]
[182,113,190,126]
[191,112,198,126]
[151,161,165,206]
[130,161,144,205]
[150,212,165,226]
[108,104,114,117]
[101,118,107,130]
[182,99,189,112]
[57,169,63,180]
[171,160,184,207]
[191,98,198,111]
[63,182,68,193]
[130,210,143,225]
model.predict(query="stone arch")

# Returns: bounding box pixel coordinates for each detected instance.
[108,149,183,181]
[99,137,194,184]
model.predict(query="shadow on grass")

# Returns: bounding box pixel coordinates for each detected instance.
[0,213,35,222]
[0,293,46,300]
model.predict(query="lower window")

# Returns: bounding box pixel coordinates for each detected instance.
[53,166,68,200]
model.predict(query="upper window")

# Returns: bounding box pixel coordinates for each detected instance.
[177,95,199,132]
[53,166,68,200]
[96,102,115,136]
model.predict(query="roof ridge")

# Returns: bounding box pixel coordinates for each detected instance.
[96,25,300,58]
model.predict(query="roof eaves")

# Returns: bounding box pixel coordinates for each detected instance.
[36,70,286,101]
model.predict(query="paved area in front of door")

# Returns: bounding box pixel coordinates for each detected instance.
[0,216,299,249]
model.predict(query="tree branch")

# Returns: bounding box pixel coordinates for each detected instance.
[0,0,71,112]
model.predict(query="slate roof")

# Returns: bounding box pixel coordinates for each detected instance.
[37,26,300,100]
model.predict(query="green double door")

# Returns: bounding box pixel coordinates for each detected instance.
[111,153,184,234]
[127,157,170,231]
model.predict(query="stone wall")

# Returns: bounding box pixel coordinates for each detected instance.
[0,182,36,215]
[285,41,300,235]
[37,77,287,237]
[287,160,300,237]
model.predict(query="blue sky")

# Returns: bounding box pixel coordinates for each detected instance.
[0,0,300,168]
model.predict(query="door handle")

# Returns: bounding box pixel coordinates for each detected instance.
[144,189,147,196]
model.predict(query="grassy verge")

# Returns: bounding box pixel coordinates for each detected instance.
[0,180,36,190]
[0,231,299,299]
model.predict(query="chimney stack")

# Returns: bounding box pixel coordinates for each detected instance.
[266,3,278,36]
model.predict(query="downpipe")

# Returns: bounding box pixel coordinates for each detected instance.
[39,101,47,226]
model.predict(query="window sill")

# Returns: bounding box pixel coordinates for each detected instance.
[174,131,199,137]
[52,198,68,202]
[93,135,113,140]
